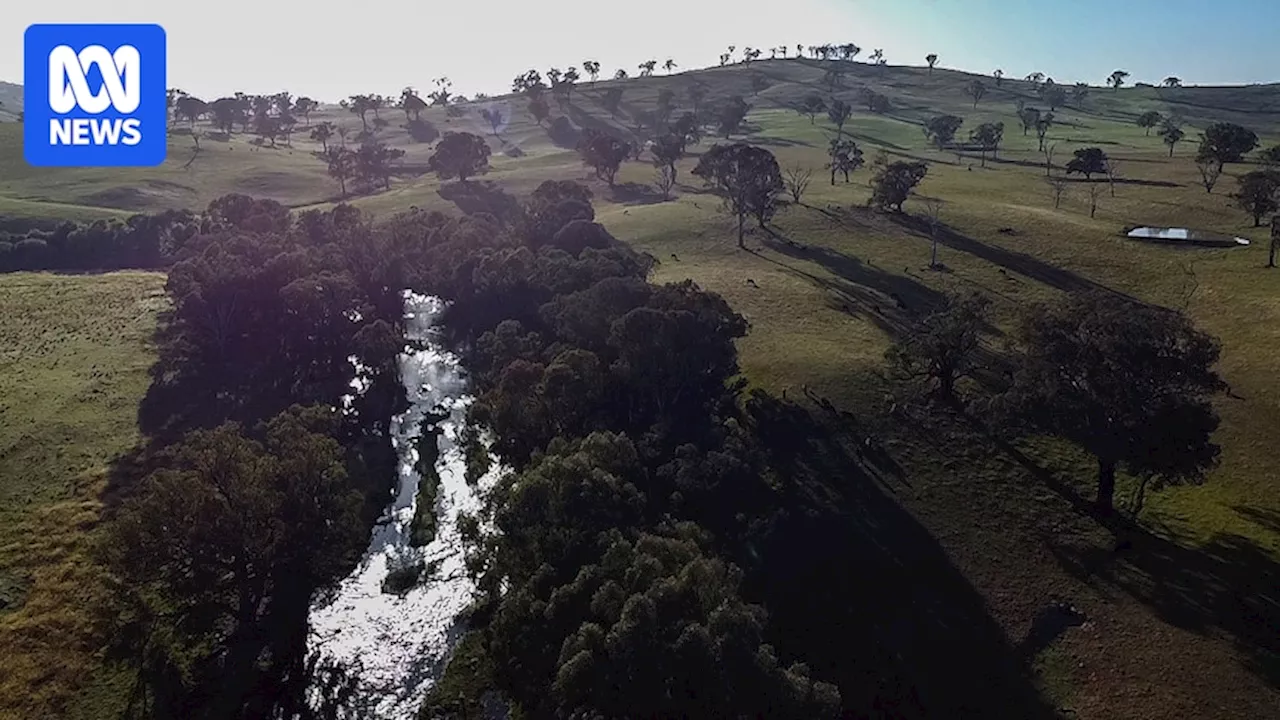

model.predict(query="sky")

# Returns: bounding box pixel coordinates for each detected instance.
[2,0,1277,103]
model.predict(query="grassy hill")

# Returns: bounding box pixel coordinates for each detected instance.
[0,81,20,123]
[3,59,1280,719]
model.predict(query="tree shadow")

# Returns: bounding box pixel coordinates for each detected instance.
[882,212,1139,300]
[749,135,816,148]
[742,394,1060,719]
[545,116,581,149]
[1060,176,1182,189]
[752,231,945,338]
[1047,514,1280,691]
[436,180,525,225]
[608,182,666,206]
[954,412,1280,694]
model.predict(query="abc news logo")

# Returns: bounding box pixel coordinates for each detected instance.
[48,44,144,146]
[24,24,167,167]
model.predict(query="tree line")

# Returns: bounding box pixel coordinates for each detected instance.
[89,195,421,718]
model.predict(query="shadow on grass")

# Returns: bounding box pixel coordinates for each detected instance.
[883,211,1139,300]
[752,231,945,337]
[749,135,816,148]
[609,181,667,206]
[955,410,1280,693]
[1047,510,1280,692]
[436,180,525,225]
[743,394,1061,719]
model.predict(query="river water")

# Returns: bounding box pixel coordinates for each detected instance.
[307,293,493,719]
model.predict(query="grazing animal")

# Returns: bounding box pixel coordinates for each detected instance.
[745,278,759,288]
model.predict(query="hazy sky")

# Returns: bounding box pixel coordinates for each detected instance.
[4,0,1277,102]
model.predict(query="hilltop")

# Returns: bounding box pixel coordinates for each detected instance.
[1,59,1279,220]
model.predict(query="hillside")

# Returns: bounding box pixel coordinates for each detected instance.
[0,81,19,122]
[3,57,1280,720]
[1,60,1279,219]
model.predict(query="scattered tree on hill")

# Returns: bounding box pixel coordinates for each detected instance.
[1018,106,1041,137]
[1034,113,1055,151]
[578,130,632,186]
[1232,170,1280,226]
[1042,84,1066,111]
[783,166,813,204]
[1072,82,1090,105]
[716,96,751,138]
[400,88,429,121]
[1042,141,1058,176]
[664,58,678,74]
[966,79,987,107]
[719,52,731,66]
[1104,157,1122,197]
[294,97,317,125]
[869,160,929,212]
[556,67,580,104]
[583,60,600,84]
[1065,147,1108,180]
[429,131,492,183]
[480,107,506,137]
[993,69,1004,86]
[827,98,852,136]
[638,60,657,77]
[969,122,1004,167]
[324,146,355,197]
[614,69,628,80]
[601,87,624,118]
[1159,120,1186,157]
[923,114,964,150]
[529,94,551,126]
[685,84,708,117]
[998,293,1224,513]
[1108,70,1129,90]
[355,141,404,189]
[1163,76,1182,88]
[865,91,891,114]
[1045,175,1069,208]
[175,95,210,127]
[826,138,864,184]
[692,143,784,246]
[255,114,282,147]
[310,122,335,153]
[870,48,885,65]
[513,69,546,95]
[1136,110,1163,136]
[342,95,372,132]
[1195,155,1224,194]
[210,97,242,135]
[926,54,938,73]
[797,94,827,124]
[430,79,455,106]
[1198,122,1260,168]
[650,133,687,186]
[887,291,991,401]
[1085,182,1104,217]
[654,164,677,200]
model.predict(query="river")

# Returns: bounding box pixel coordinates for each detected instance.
[307,292,494,719]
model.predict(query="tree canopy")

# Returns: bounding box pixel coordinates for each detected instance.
[997,293,1225,512]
